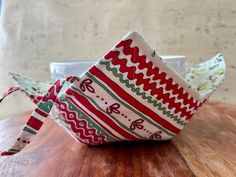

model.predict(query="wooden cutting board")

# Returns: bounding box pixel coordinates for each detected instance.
[0,101,235,177]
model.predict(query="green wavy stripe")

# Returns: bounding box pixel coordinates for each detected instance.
[70,86,147,139]
[100,60,187,126]
[59,97,116,142]
[86,72,175,137]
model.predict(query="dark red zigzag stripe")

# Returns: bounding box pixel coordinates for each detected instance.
[89,66,181,134]
[104,39,201,114]
[104,50,194,120]
[65,89,138,140]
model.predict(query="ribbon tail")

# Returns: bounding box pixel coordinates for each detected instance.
[0,79,67,156]
[0,87,21,103]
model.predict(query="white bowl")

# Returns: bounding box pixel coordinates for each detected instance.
[50,56,188,81]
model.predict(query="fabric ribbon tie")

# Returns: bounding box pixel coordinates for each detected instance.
[0,76,76,156]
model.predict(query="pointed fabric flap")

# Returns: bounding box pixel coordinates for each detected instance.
[186,53,226,98]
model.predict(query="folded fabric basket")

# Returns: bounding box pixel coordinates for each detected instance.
[0,32,225,156]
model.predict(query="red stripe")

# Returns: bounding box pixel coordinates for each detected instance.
[65,96,122,141]
[1,151,16,156]
[60,114,106,144]
[54,96,121,142]
[26,116,43,130]
[112,57,194,119]
[104,47,197,119]
[66,88,140,140]
[111,39,200,111]
[35,108,48,117]
[0,87,20,103]
[89,66,180,134]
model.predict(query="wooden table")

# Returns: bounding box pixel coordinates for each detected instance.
[0,101,235,177]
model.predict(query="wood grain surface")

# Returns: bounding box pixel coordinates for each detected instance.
[0,101,235,177]
[172,101,236,177]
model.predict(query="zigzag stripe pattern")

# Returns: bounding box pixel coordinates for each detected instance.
[86,72,175,137]
[116,40,199,108]
[104,52,194,120]
[100,60,188,126]
[104,39,201,120]
[106,55,195,114]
